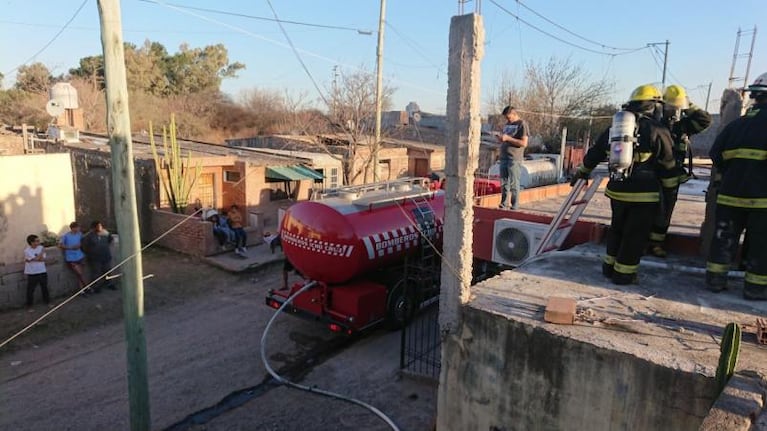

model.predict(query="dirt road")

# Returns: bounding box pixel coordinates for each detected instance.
[0,249,436,430]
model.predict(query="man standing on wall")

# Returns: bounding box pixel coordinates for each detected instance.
[497,106,529,210]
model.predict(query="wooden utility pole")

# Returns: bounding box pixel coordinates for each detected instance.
[372,0,386,182]
[661,40,669,89]
[97,1,150,430]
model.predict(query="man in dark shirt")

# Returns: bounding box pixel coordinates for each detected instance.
[496,106,529,209]
[82,220,115,292]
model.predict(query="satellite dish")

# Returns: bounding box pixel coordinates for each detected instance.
[45,100,64,117]
[412,112,422,122]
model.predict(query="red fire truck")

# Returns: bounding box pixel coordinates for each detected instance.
[265,177,599,334]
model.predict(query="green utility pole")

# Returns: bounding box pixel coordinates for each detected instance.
[97,1,150,430]
[372,0,386,182]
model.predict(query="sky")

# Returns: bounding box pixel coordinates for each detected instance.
[1,0,765,116]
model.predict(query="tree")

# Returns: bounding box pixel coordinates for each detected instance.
[326,67,396,184]
[69,55,105,92]
[69,41,244,96]
[15,62,52,94]
[164,43,245,95]
[489,56,613,149]
[124,41,168,95]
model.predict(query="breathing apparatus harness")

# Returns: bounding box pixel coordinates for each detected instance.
[608,109,640,181]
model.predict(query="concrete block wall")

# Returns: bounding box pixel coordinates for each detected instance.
[0,248,79,310]
[699,373,767,431]
[439,306,718,431]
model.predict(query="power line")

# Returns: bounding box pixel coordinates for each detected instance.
[146,0,445,99]
[514,0,644,51]
[488,0,647,57]
[651,45,684,86]
[514,108,614,120]
[137,0,373,35]
[385,22,445,74]
[264,0,330,108]
[4,0,88,76]
[0,19,292,35]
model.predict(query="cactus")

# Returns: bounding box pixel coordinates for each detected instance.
[715,322,741,394]
[149,114,202,213]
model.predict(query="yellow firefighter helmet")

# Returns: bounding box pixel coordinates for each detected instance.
[629,84,663,103]
[662,85,689,109]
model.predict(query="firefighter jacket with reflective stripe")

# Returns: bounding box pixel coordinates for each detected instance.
[710,103,767,209]
[582,113,675,203]
[659,106,713,187]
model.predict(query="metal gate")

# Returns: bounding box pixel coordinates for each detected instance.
[399,200,441,380]
[400,299,441,380]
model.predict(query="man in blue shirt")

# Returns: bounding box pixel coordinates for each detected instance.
[59,221,88,294]
[497,106,529,209]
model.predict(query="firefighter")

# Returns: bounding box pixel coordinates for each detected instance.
[648,85,712,257]
[571,84,675,284]
[705,72,767,299]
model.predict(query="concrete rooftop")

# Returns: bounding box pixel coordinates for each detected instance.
[471,242,767,379]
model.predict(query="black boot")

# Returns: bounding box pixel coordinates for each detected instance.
[743,286,767,300]
[612,271,637,285]
[602,263,614,278]
[705,272,728,293]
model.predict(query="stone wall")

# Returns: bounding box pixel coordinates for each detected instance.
[439,306,717,431]
[33,141,158,242]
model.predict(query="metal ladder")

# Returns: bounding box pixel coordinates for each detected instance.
[534,177,602,256]
[410,196,437,265]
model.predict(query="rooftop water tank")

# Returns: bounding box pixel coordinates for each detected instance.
[49,82,79,109]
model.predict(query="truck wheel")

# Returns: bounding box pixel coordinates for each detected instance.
[386,279,416,330]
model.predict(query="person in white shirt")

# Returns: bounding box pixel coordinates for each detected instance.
[24,234,49,309]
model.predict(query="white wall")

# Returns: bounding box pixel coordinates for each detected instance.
[0,153,76,265]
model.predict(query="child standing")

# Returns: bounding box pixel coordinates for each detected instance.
[24,234,50,310]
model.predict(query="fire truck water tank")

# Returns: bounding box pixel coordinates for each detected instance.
[281,188,445,284]
[488,156,559,188]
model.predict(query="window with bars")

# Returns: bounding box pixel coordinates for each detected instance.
[195,173,216,208]
[330,168,339,188]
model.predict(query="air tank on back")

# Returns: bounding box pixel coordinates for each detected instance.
[280,180,445,284]
[608,110,637,178]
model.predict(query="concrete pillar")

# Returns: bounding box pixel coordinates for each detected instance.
[437,13,484,430]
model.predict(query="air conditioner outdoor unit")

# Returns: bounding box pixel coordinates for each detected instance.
[491,219,557,266]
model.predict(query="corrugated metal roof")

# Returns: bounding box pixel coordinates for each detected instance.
[266,165,324,181]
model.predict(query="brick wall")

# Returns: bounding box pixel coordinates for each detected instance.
[150,210,211,257]
[150,209,264,257]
